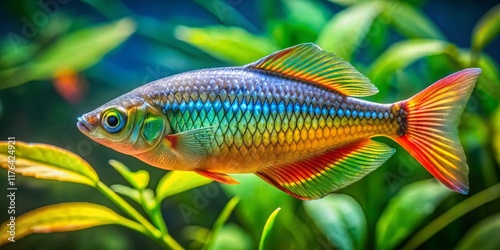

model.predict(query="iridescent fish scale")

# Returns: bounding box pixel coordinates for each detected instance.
[145,68,397,172]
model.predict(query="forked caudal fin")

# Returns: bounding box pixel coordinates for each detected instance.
[393,68,481,194]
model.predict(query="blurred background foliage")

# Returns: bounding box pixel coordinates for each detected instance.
[0,0,499,249]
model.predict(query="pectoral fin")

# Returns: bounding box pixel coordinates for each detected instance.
[256,139,395,200]
[164,126,216,164]
[195,170,239,185]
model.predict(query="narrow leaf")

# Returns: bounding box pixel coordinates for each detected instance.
[258,207,281,250]
[194,0,257,32]
[0,202,146,246]
[204,196,240,250]
[457,49,500,103]
[304,194,366,250]
[221,175,294,231]
[386,1,445,39]
[472,4,500,52]
[328,0,364,7]
[368,39,456,86]
[174,25,278,65]
[376,180,451,250]
[109,160,150,190]
[456,214,500,250]
[0,141,98,186]
[403,183,500,249]
[317,1,383,60]
[1,18,136,89]
[494,107,500,166]
[156,170,213,201]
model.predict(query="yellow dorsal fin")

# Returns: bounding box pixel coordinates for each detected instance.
[246,43,378,97]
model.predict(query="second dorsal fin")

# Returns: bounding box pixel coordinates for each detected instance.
[246,43,378,97]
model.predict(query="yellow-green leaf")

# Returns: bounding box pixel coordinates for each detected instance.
[1,18,136,89]
[317,1,383,60]
[156,170,213,201]
[473,4,500,52]
[0,141,98,186]
[174,25,278,65]
[109,160,150,190]
[111,184,141,203]
[0,202,146,246]
[258,207,281,250]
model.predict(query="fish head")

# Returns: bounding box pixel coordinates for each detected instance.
[77,95,168,155]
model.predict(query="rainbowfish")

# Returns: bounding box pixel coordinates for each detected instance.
[77,43,481,200]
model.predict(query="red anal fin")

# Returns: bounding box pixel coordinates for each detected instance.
[256,139,395,200]
[195,170,239,185]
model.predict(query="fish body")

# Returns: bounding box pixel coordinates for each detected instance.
[78,43,481,200]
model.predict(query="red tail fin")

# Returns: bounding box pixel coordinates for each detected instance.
[393,68,481,194]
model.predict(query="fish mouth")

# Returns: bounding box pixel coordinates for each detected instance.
[77,116,94,134]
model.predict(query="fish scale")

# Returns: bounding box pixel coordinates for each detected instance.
[150,68,398,172]
[78,43,480,200]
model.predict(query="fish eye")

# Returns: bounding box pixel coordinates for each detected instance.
[102,109,126,133]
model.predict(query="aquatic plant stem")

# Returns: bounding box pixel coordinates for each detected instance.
[402,183,500,250]
[150,203,169,234]
[96,182,184,250]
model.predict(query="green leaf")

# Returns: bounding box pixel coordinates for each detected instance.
[0,141,98,186]
[403,183,500,249]
[457,49,500,106]
[258,207,281,250]
[221,176,309,248]
[376,180,451,250]
[1,18,136,89]
[456,214,500,250]
[0,40,38,68]
[212,224,253,250]
[221,175,297,243]
[174,25,278,65]
[472,4,500,52]
[156,170,213,202]
[368,39,456,86]
[283,0,329,32]
[304,194,366,250]
[0,202,146,246]
[385,1,445,39]
[493,107,500,166]
[204,196,240,250]
[328,0,364,7]
[109,160,150,190]
[317,1,384,60]
[194,0,256,31]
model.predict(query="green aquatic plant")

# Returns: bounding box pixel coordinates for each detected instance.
[0,142,280,249]
[0,18,136,90]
